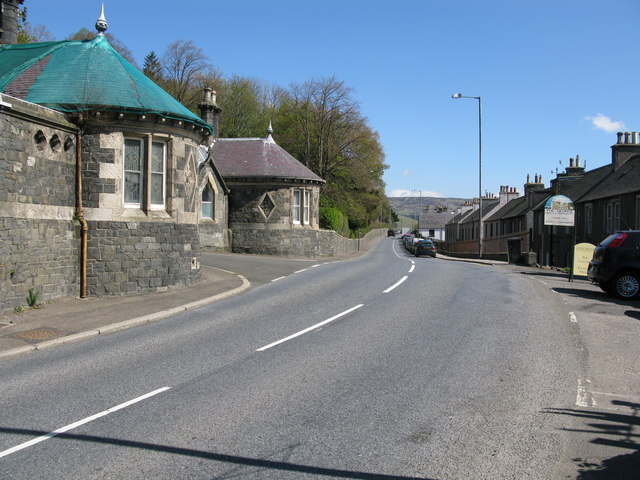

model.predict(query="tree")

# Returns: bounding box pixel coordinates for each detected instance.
[217,76,271,138]
[16,5,53,44]
[142,51,163,83]
[160,40,212,109]
[272,77,388,231]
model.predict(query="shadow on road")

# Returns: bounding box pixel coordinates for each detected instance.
[544,401,640,479]
[0,427,437,480]
[625,310,640,321]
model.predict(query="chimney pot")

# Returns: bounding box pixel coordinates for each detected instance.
[633,132,639,144]
[569,157,574,167]
[625,132,631,144]
[617,132,624,144]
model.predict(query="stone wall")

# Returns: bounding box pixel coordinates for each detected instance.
[86,221,200,295]
[231,227,385,258]
[0,96,80,312]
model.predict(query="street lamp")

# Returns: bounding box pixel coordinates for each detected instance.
[412,189,422,233]
[452,93,483,258]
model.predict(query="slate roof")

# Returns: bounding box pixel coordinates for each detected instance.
[0,36,213,133]
[486,196,529,221]
[211,136,325,183]
[578,157,640,202]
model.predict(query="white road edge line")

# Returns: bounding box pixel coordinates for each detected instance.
[294,269,308,273]
[0,387,172,459]
[256,304,364,352]
[409,264,415,273]
[576,378,595,407]
[383,276,408,293]
[271,276,287,282]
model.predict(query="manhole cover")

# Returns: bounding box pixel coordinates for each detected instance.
[14,328,67,342]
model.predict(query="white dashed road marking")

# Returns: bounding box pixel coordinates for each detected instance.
[0,387,172,459]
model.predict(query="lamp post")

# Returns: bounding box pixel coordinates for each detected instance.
[452,93,483,258]
[412,189,422,234]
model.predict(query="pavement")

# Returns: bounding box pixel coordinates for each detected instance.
[0,265,249,361]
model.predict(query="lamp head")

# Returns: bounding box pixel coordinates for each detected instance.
[452,93,462,99]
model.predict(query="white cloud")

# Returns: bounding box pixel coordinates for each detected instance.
[389,189,446,198]
[402,169,411,176]
[586,113,626,133]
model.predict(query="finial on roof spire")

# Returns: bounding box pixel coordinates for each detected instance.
[266,120,275,144]
[96,3,108,35]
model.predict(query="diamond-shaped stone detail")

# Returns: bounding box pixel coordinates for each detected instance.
[260,195,275,217]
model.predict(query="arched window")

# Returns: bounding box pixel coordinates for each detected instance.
[202,184,214,219]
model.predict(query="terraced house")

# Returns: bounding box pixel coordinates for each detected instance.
[444,135,640,268]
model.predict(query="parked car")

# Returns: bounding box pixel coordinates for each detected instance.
[413,239,437,258]
[401,234,414,247]
[588,230,640,299]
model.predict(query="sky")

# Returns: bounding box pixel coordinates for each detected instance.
[25,0,640,199]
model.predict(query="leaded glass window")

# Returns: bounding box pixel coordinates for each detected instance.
[202,184,214,219]
[150,141,165,206]
[124,139,142,205]
[303,190,310,225]
[293,189,301,224]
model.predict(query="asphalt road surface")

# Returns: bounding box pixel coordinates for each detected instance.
[0,239,589,479]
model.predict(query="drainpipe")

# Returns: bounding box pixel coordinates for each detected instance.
[76,129,88,298]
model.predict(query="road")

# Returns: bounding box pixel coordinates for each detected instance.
[0,238,595,479]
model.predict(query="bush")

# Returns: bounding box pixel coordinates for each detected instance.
[319,207,349,236]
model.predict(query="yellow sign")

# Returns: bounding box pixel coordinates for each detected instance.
[573,243,595,277]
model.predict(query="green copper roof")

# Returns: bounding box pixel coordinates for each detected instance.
[0,36,213,134]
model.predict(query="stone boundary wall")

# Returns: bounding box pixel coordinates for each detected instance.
[231,228,385,257]
[87,221,201,296]
[1,96,80,312]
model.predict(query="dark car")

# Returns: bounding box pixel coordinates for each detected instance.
[413,239,437,258]
[401,234,413,247]
[387,229,395,237]
[588,230,640,299]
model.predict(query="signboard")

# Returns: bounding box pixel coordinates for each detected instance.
[572,243,596,277]
[544,195,575,226]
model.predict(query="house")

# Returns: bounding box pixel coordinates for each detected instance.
[211,124,326,257]
[574,132,640,242]
[0,6,228,311]
[444,131,640,267]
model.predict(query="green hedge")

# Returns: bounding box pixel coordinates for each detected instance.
[319,207,349,236]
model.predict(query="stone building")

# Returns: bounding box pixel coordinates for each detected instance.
[0,8,228,312]
[211,124,326,256]
[444,132,640,267]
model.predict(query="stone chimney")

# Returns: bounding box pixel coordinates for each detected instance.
[564,155,585,176]
[524,174,545,207]
[0,0,24,46]
[612,131,640,170]
[498,185,519,205]
[198,87,221,139]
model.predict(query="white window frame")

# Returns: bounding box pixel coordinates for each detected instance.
[124,138,144,208]
[293,189,301,224]
[123,137,167,210]
[303,190,311,225]
[149,140,166,209]
[201,183,214,220]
